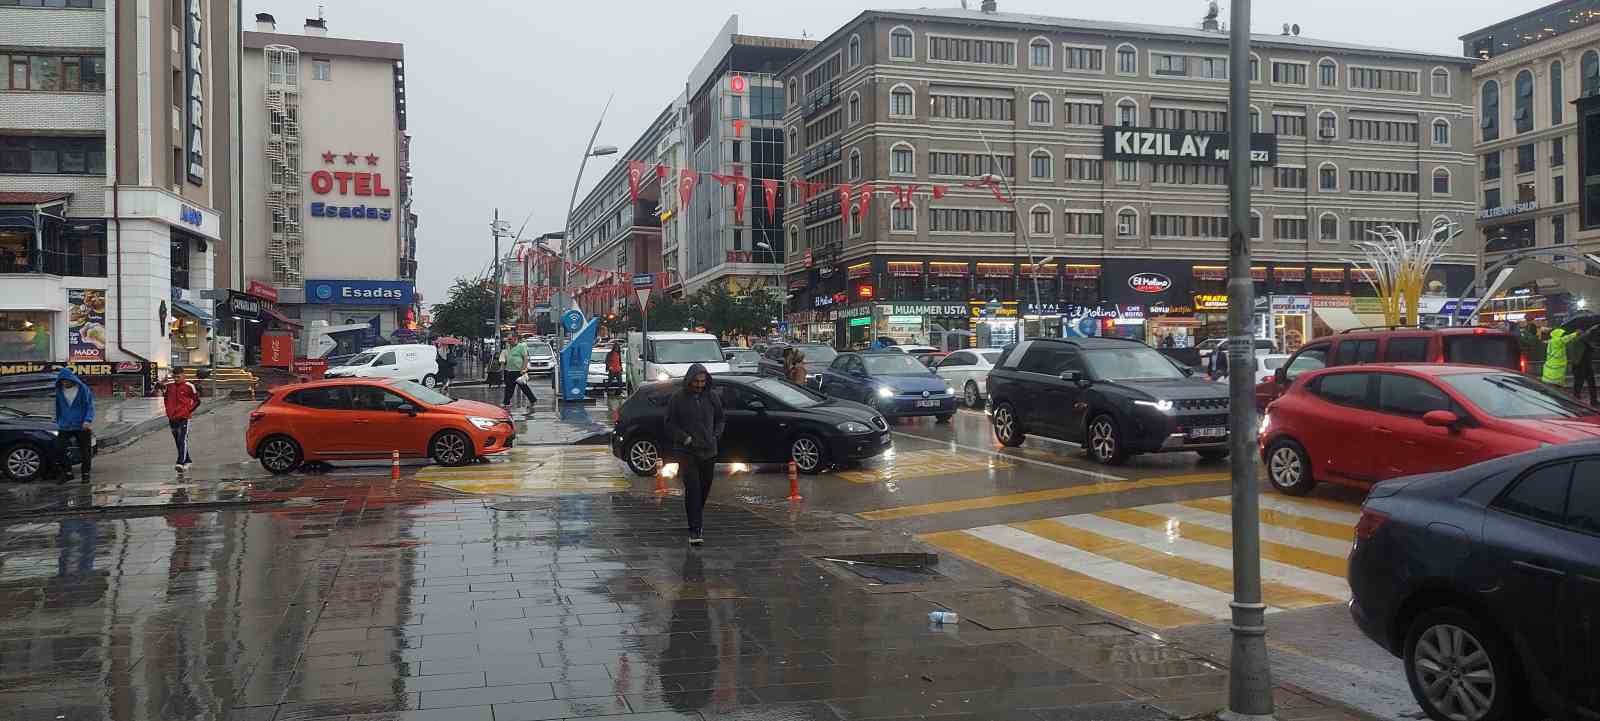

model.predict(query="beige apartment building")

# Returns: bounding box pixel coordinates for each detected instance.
[778,2,1479,352]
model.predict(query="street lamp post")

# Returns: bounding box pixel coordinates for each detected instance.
[491,209,511,352]
[556,95,619,345]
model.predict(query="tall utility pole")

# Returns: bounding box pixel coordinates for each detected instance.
[978,130,1042,338]
[1223,1,1275,719]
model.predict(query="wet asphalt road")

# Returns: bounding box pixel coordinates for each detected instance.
[0,393,1406,721]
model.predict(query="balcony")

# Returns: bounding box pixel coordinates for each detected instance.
[0,5,105,49]
[800,140,840,175]
[805,195,841,223]
[803,81,838,120]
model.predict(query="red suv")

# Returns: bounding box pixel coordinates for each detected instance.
[1253,326,1522,412]
[1259,364,1600,495]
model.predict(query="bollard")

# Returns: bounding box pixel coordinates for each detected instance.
[786,459,803,502]
[391,450,401,480]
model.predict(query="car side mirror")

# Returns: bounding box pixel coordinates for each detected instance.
[746,399,766,412]
[1059,370,1090,386]
[1423,410,1459,428]
[396,403,418,417]
[1274,367,1289,386]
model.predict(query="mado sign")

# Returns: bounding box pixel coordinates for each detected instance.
[304,279,415,307]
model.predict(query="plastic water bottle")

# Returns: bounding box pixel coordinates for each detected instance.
[928,611,958,625]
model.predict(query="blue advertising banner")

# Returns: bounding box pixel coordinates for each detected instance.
[304,279,415,306]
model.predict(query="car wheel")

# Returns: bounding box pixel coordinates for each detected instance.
[1087,414,1128,465]
[429,430,472,467]
[1266,439,1316,496]
[936,413,954,424]
[964,381,981,408]
[421,374,438,389]
[1404,608,1516,721]
[992,402,1025,447]
[2,442,47,482]
[625,436,661,477]
[1197,448,1229,462]
[790,433,828,475]
[258,435,303,475]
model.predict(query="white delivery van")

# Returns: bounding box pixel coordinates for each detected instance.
[322,344,441,387]
[625,332,729,389]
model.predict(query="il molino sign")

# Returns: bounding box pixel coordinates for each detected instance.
[305,279,414,306]
[1102,127,1278,166]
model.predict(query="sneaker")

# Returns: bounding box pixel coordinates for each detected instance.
[175,463,186,472]
[181,463,192,472]
[688,534,704,546]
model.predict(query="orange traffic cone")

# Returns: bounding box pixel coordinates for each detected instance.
[786,459,803,502]
[391,450,401,480]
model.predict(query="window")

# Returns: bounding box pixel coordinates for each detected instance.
[1433,168,1450,195]
[1063,46,1103,72]
[1318,59,1337,87]
[1350,220,1419,241]
[928,36,1015,65]
[1431,67,1450,96]
[1318,111,1337,138]
[1334,339,1379,365]
[1064,211,1103,236]
[2,53,104,92]
[1117,99,1137,127]
[288,387,352,410]
[890,27,913,59]
[848,149,861,180]
[1250,108,1261,131]
[1271,61,1307,86]
[1377,373,1452,415]
[1481,80,1499,141]
[889,85,913,117]
[1116,44,1137,74]
[1030,151,1052,180]
[0,136,106,174]
[1249,54,1260,81]
[1149,107,1227,131]
[1495,462,1572,526]
[311,59,331,81]
[1517,143,1536,174]
[1029,38,1050,68]
[1485,187,1501,210]
[930,93,1014,121]
[928,208,1014,233]
[848,35,861,67]
[927,151,1012,177]
[1030,206,1051,235]
[1197,57,1227,79]
[1432,118,1450,145]
[1518,180,1536,204]
[891,205,914,231]
[1273,113,1306,137]
[1318,163,1338,191]
[1554,137,1566,166]
[890,144,913,175]
[1515,70,1534,134]
[1484,151,1501,180]
[1556,175,1566,204]
[1116,208,1137,237]
[1313,372,1370,407]
[1551,61,1564,125]
[1349,66,1419,92]
[1348,118,1419,143]
[1275,217,1308,241]
[1064,157,1102,182]
[848,93,860,124]
[1153,53,1187,77]
[1063,100,1102,126]
[1284,347,1328,381]
[1554,214,1566,245]
[1319,214,1338,241]
[1029,93,1052,124]
[1115,160,1136,183]
[1154,163,1228,185]
[1348,170,1419,193]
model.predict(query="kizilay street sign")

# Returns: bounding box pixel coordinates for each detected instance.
[1102,127,1279,166]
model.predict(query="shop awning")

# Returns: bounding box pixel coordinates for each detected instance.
[1354,314,1389,328]
[1312,306,1362,332]
[261,304,303,328]
[171,298,214,324]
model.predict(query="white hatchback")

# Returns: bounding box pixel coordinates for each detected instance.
[935,348,1004,408]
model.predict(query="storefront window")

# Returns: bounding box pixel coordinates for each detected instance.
[48,220,106,277]
[885,274,923,300]
[0,310,53,361]
[973,275,1014,301]
[927,276,966,301]
[1021,276,1059,302]
[1484,220,1536,253]
[1062,277,1100,305]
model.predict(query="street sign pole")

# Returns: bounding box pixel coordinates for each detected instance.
[632,273,655,374]
[1223,0,1275,719]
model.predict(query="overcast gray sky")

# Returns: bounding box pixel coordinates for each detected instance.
[261,0,1537,309]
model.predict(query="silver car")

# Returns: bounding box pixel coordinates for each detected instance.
[723,348,761,375]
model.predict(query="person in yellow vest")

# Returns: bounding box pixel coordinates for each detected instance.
[1542,328,1573,387]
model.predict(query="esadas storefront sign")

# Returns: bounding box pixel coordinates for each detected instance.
[308,150,393,221]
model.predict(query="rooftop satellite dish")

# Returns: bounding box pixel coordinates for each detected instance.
[1292,23,1301,36]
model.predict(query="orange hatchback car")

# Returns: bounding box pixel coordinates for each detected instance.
[247,378,515,474]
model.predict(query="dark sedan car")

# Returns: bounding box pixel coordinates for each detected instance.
[816,351,957,422]
[611,375,890,476]
[1349,443,1600,721]
[1,405,73,482]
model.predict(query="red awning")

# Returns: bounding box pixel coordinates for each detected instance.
[261,304,303,329]
[1063,264,1100,279]
[1274,267,1306,281]
[887,261,922,277]
[0,192,70,205]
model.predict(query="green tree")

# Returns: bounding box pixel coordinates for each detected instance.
[428,277,511,341]
[689,283,781,338]
[620,293,695,334]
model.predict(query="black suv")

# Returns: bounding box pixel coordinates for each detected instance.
[987,337,1231,464]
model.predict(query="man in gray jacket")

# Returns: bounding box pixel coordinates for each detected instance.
[664,363,724,545]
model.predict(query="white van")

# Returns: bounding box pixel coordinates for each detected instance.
[323,344,441,387]
[625,332,730,389]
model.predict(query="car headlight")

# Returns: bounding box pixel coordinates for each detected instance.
[837,421,872,433]
[1259,412,1270,434]
[1133,399,1174,412]
[48,430,59,436]
[945,386,956,396]
[468,416,500,430]
[877,386,894,398]
[655,371,671,382]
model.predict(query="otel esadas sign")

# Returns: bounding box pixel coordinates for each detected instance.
[308,150,393,221]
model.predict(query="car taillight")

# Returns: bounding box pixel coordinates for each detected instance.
[1354,509,1389,541]
[248,411,265,424]
[1521,356,1528,374]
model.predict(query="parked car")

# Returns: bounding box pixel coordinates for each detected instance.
[1,404,85,482]
[1216,353,1290,385]
[986,337,1231,464]
[524,340,557,377]
[323,344,441,387]
[1349,441,1600,721]
[916,351,949,369]
[246,378,515,474]
[934,348,1003,408]
[816,350,958,422]
[610,375,890,476]
[1260,363,1600,496]
[757,343,837,383]
[1254,326,1523,411]
[722,348,761,375]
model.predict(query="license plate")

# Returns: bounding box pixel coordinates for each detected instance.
[1189,427,1227,439]
[915,399,940,408]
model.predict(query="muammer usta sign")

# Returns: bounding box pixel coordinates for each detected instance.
[1101,127,1278,166]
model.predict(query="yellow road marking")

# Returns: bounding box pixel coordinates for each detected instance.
[920,530,1211,628]
[836,449,1013,484]
[1010,520,1339,609]
[1180,498,1354,541]
[858,473,1228,521]
[1097,508,1348,577]
[417,446,631,495]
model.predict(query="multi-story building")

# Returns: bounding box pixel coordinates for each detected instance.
[237,13,416,360]
[778,2,1478,351]
[1463,0,1600,325]
[1,0,236,379]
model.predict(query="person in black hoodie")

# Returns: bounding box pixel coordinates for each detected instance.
[664,363,724,545]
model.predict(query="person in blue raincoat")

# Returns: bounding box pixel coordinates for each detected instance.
[52,367,95,481]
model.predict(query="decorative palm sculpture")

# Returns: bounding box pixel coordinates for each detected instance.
[1347,219,1461,326]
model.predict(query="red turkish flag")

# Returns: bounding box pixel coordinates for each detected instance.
[836,183,853,211]
[678,168,697,207]
[654,163,670,179]
[732,176,749,224]
[894,184,917,208]
[854,183,874,217]
[931,184,947,200]
[762,179,780,222]
[626,160,646,203]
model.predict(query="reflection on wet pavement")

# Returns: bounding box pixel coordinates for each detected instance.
[0,472,1377,721]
